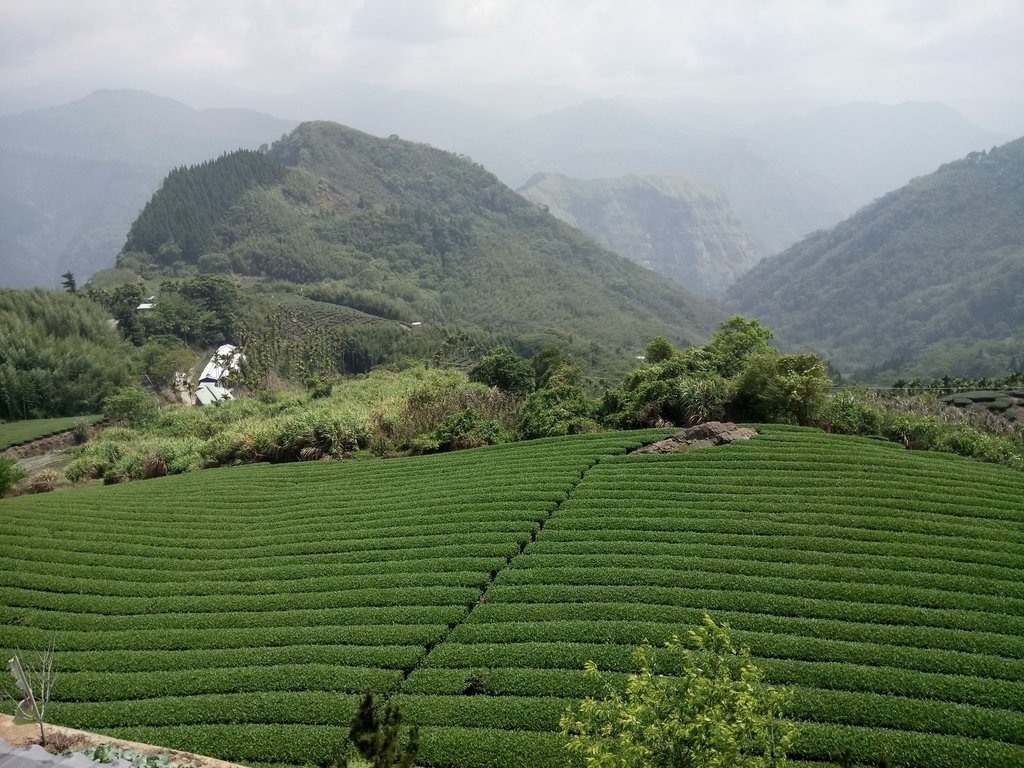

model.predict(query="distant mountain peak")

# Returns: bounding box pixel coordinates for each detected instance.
[519,171,760,298]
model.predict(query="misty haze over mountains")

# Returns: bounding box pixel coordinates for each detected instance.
[0,83,1012,290]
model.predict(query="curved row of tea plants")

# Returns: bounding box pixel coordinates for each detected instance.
[0,431,665,767]
[402,426,1024,768]
[3,426,1024,768]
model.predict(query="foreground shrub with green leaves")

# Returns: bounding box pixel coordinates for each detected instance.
[0,455,26,497]
[601,317,829,429]
[561,615,794,768]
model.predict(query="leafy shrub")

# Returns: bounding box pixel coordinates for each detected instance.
[72,419,93,444]
[601,373,726,429]
[703,315,774,378]
[64,455,110,483]
[103,387,158,426]
[104,452,147,484]
[373,381,521,454]
[821,388,1024,471]
[732,352,832,425]
[561,615,794,768]
[822,389,884,435]
[644,336,675,364]
[519,375,600,439]
[307,375,335,400]
[340,688,420,768]
[412,408,509,453]
[469,346,534,396]
[0,455,26,497]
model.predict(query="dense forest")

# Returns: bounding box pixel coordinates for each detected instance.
[0,289,131,419]
[122,149,286,264]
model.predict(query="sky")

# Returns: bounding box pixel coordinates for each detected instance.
[2,0,1024,118]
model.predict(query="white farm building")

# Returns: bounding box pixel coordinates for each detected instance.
[194,344,242,406]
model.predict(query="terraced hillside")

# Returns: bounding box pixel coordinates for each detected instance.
[2,428,1023,768]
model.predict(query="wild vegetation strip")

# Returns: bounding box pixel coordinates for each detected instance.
[0,415,102,450]
[3,426,1024,768]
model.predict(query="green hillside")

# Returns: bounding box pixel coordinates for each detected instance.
[119,121,724,372]
[517,172,761,298]
[725,137,1024,379]
[3,428,1024,767]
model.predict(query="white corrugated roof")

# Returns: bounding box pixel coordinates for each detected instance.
[195,383,233,406]
[198,344,240,384]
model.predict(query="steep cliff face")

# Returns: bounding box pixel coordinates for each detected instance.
[518,172,761,298]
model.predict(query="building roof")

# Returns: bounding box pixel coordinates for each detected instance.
[195,383,234,406]
[197,344,241,384]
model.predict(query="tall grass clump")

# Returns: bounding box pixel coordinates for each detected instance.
[822,388,1023,471]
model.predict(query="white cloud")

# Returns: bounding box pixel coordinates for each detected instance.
[1,0,1022,107]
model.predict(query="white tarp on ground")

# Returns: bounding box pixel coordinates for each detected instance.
[0,738,132,768]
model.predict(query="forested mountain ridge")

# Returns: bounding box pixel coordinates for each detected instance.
[119,121,724,370]
[726,136,1024,379]
[0,89,295,288]
[517,172,761,298]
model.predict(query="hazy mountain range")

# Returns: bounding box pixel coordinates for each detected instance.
[0,90,295,288]
[0,86,1009,293]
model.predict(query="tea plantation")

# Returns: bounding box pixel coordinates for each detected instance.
[2,426,1023,768]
